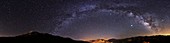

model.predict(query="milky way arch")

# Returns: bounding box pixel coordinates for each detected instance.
[55,3,162,33]
[53,1,166,40]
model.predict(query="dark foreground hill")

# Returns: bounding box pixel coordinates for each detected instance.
[1,32,170,43]
[108,35,170,43]
[0,32,89,43]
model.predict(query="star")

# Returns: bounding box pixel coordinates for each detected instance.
[130,25,134,27]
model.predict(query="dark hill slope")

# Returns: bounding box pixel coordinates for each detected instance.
[0,32,89,43]
[108,35,170,43]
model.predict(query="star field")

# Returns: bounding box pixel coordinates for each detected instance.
[0,0,170,41]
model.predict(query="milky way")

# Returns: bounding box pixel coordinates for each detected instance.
[1,0,170,41]
[53,0,168,40]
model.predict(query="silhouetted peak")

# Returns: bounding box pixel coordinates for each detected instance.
[28,31,40,34]
[16,31,54,37]
[0,31,90,43]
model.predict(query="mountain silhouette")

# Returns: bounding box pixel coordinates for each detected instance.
[108,35,170,43]
[1,31,170,43]
[0,31,90,43]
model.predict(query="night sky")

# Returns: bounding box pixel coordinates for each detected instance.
[1,0,170,40]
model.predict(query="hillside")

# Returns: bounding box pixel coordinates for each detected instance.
[108,35,170,43]
[0,31,90,43]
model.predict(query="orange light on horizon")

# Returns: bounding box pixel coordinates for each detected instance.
[80,35,113,41]
[148,33,170,36]
[89,39,112,43]
[81,38,111,41]
[161,34,170,36]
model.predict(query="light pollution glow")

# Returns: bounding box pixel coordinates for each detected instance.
[80,29,170,41]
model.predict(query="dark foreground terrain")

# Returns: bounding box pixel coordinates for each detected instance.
[0,32,170,43]
[108,35,170,43]
[0,32,90,43]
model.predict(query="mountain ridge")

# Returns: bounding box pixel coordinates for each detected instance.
[1,31,170,43]
[108,35,170,43]
[0,31,90,43]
